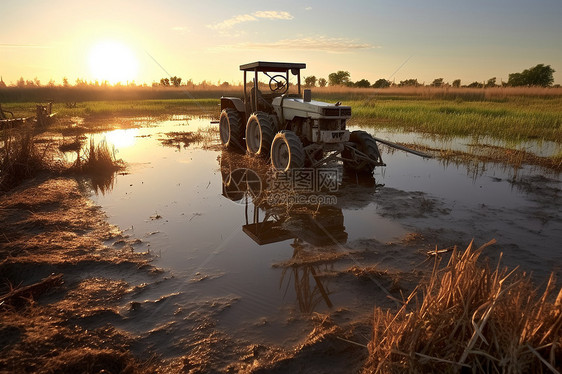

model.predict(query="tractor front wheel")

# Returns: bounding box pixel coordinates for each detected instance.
[246,112,275,158]
[343,130,383,174]
[219,109,244,150]
[271,131,305,171]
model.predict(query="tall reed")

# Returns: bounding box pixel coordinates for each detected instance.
[365,240,562,373]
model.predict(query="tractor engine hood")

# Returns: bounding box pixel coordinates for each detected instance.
[272,96,351,121]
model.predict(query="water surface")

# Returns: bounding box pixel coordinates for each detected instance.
[89,116,561,348]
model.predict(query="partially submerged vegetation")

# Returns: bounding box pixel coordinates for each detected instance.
[0,124,60,192]
[0,124,123,193]
[349,97,562,143]
[366,240,562,373]
[74,137,123,175]
[392,142,562,173]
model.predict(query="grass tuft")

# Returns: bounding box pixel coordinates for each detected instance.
[71,137,124,194]
[75,137,122,174]
[365,240,562,373]
[0,125,57,192]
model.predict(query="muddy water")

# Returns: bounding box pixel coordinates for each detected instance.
[89,116,561,352]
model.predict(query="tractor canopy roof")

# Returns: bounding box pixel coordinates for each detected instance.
[240,61,306,73]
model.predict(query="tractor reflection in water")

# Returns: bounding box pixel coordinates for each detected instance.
[219,150,380,313]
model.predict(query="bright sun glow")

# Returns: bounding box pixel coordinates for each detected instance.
[88,41,139,85]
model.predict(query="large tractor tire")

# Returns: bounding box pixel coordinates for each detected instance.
[343,130,383,174]
[245,112,276,158]
[271,130,305,171]
[219,109,244,150]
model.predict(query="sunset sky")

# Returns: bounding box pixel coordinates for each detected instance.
[2,0,561,86]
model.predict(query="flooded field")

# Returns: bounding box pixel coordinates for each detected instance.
[81,115,561,359]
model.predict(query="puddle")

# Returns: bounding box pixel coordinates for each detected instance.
[89,116,561,351]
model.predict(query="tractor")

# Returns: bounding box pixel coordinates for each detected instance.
[219,61,385,173]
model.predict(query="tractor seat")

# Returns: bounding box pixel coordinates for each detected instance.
[250,87,274,113]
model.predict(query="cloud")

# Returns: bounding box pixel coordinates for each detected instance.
[207,10,293,31]
[214,36,378,53]
[252,11,293,20]
[305,6,312,11]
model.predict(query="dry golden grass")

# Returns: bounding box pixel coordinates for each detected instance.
[365,240,562,373]
[0,124,60,192]
[312,85,562,100]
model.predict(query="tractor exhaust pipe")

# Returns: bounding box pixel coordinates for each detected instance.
[303,89,312,102]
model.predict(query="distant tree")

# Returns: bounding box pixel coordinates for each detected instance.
[486,77,497,88]
[467,81,484,88]
[431,78,444,87]
[160,78,170,86]
[47,79,56,87]
[16,77,25,87]
[452,79,461,88]
[507,64,555,87]
[399,79,419,87]
[373,78,390,88]
[318,78,327,87]
[220,81,230,88]
[304,75,317,87]
[0,77,6,88]
[328,71,351,86]
[62,77,69,87]
[354,79,371,88]
[170,76,182,87]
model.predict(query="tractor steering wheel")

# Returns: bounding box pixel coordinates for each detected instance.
[269,75,288,94]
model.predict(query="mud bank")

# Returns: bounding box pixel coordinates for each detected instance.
[0,176,158,372]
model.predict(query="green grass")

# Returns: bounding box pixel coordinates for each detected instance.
[2,99,219,119]
[346,97,562,143]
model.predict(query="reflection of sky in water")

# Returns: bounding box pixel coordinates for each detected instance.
[90,117,561,345]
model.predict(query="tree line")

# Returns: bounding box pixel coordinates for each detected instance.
[1,64,556,90]
[304,64,557,89]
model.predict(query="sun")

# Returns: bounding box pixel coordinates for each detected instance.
[88,41,139,85]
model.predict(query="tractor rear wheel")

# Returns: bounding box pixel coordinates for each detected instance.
[245,112,275,158]
[343,130,382,174]
[271,131,305,171]
[219,109,244,150]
